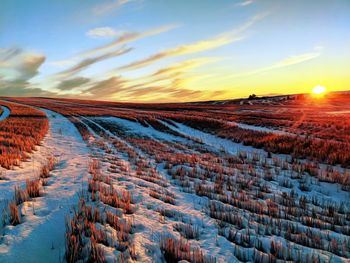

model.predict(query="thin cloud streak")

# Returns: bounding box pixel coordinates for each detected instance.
[47,25,177,93]
[227,49,322,80]
[117,14,266,72]
[125,57,220,90]
[151,57,220,77]
[0,48,22,65]
[237,0,254,7]
[87,27,119,38]
[56,46,132,78]
[82,25,178,57]
[55,77,90,91]
[65,57,220,101]
[92,0,131,16]
[49,25,177,69]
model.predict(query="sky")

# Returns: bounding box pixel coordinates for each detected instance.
[0,0,349,102]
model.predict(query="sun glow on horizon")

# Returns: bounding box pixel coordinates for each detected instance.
[312,85,327,95]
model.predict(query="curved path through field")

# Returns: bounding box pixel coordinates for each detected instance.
[0,108,90,263]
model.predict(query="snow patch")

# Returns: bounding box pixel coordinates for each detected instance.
[0,106,10,121]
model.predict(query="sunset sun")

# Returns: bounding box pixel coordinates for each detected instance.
[312,85,327,95]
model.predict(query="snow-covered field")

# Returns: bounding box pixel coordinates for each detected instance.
[0,102,350,263]
[78,116,350,262]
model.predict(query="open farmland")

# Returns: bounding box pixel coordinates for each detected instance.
[2,0,350,262]
[0,93,349,262]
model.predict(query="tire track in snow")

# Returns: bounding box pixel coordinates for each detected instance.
[76,116,168,261]
[83,116,237,261]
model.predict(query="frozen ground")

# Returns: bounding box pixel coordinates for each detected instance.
[0,106,349,262]
[160,119,267,155]
[85,117,240,261]
[228,121,291,135]
[0,109,90,263]
[84,116,350,262]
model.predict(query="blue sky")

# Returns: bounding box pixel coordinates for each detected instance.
[0,0,349,102]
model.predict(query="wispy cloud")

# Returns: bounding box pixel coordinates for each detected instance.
[236,0,254,7]
[275,52,321,67]
[85,76,125,97]
[56,46,132,78]
[0,48,46,82]
[92,0,131,16]
[66,57,221,101]
[83,76,227,102]
[125,57,220,89]
[87,27,119,38]
[48,59,76,68]
[228,48,323,79]
[0,48,22,65]
[55,77,90,91]
[43,24,180,98]
[117,14,265,71]
[50,25,177,69]
[117,85,228,103]
[50,14,265,102]
[48,24,178,86]
[151,57,219,78]
[118,36,236,71]
[0,47,54,97]
[0,81,55,97]
[82,25,177,57]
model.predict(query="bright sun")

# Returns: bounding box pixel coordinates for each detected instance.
[312,85,326,95]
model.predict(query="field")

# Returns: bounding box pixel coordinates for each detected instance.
[0,93,350,262]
